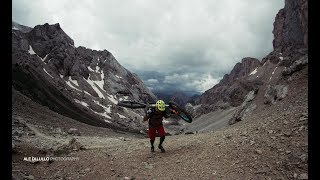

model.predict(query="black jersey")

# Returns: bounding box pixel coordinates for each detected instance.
[145,107,170,128]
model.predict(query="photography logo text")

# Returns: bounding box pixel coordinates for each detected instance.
[23,156,79,162]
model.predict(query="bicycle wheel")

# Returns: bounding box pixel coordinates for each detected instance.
[117,100,146,109]
[169,101,193,123]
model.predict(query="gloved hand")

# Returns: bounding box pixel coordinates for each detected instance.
[146,108,152,114]
[144,104,150,114]
[170,109,178,114]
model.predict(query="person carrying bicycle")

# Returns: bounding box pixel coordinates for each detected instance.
[143,100,172,153]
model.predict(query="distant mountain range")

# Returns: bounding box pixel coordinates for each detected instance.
[153,91,200,107]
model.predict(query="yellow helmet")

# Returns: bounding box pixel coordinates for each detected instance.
[156,100,166,111]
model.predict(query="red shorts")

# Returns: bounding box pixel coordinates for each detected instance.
[148,126,165,140]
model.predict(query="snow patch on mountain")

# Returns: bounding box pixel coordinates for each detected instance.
[93,100,111,113]
[88,66,95,72]
[84,91,92,96]
[43,68,53,78]
[107,94,118,104]
[93,111,111,119]
[69,76,79,86]
[88,64,102,73]
[94,72,105,91]
[105,120,112,123]
[263,61,268,67]
[74,99,89,107]
[28,45,36,55]
[41,54,49,62]
[272,67,278,75]
[119,96,129,101]
[117,113,126,119]
[66,79,81,92]
[269,67,278,81]
[249,68,258,75]
[84,76,105,99]
[115,75,123,79]
[28,45,48,63]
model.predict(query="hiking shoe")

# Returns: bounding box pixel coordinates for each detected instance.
[158,145,165,153]
[151,146,155,152]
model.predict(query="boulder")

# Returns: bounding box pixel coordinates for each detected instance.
[53,127,63,134]
[282,55,308,76]
[53,137,85,155]
[264,85,288,104]
[67,128,81,136]
[229,89,258,125]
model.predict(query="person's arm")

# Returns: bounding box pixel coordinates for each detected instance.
[143,115,149,122]
[164,108,174,118]
[143,108,153,121]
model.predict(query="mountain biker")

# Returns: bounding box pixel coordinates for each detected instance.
[143,100,172,153]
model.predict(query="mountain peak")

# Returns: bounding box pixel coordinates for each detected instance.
[29,22,74,46]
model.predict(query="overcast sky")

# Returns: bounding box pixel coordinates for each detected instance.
[13,0,284,95]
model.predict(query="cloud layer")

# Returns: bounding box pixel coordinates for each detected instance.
[13,0,284,94]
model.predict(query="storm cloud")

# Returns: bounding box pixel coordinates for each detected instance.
[13,0,284,94]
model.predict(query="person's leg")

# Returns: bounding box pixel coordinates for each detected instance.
[157,126,166,152]
[148,127,156,152]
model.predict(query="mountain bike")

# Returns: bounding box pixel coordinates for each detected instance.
[117,100,193,123]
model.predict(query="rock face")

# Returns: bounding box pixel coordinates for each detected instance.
[190,0,308,127]
[273,0,308,51]
[219,57,262,85]
[193,57,262,116]
[282,54,308,76]
[12,22,156,133]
